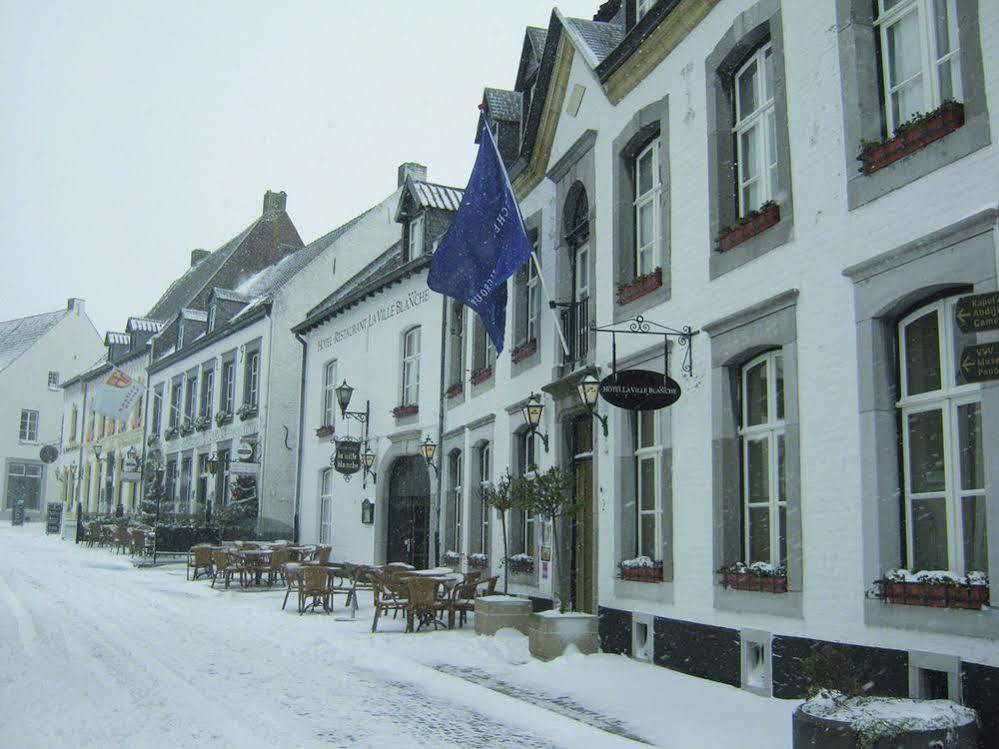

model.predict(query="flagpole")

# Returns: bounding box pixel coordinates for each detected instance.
[480,120,572,359]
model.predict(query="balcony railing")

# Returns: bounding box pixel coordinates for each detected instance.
[559,299,589,368]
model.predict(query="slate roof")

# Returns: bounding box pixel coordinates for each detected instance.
[210,287,253,304]
[562,16,625,67]
[526,26,548,66]
[180,308,208,322]
[483,88,522,122]
[146,218,259,321]
[411,181,464,212]
[126,317,164,333]
[0,308,67,374]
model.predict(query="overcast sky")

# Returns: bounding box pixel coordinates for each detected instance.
[0,1,599,336]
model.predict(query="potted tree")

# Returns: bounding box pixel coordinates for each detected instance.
[479,472,519,595]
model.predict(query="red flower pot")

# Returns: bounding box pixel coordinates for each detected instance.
[883,579,989,610]
[621,563,664,583]
[861,103,965,174]
[315,425,334,438]
[446,383,463,399]
[471,367,493,385]
[723,571,787,593]
[718,204,780,252]
[511,339,538,364]
[392,404,419,419]
[617,268,663,305]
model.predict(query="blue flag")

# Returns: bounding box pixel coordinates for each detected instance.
[428,121,533,353]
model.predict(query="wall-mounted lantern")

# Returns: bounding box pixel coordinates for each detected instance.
[577,374,609,437]
[520,392,550,452]
[362,447,377,488]
[361,498,374,525]
[420,435,440,479]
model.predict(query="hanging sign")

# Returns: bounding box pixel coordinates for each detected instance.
[236,443,254,462]
[959,342,999,384]
[599,369,682,411]
[39,445,58,464]
[955,291,999,334]
[332,439,362,476]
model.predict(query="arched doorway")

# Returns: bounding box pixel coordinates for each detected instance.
[386,456,431,568]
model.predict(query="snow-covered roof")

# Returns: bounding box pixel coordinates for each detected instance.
[483,88,521,122]
[561,14,625,68]
[126,317,164,333]
[105,331,130,346]
[0,308,67,374]
[410,181,464,212]
[211,287,253,304]
[179,308,208,322]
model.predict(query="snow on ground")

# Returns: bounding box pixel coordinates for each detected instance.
[0,523,798,748]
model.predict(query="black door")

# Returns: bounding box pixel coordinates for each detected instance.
[386,456,431,568]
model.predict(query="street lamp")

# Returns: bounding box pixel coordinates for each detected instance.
[335,380,355,417]
[362,446,377,488]
[420,436,440,479]
[520,392,550,452]
[576,374,608,437]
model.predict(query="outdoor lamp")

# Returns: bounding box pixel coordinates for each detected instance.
[362,447,377,487]
[92,443,103,460]
[361,498,374,525]
[334,379,355,418]
[577,374,609,437]
[520,392,550,452]
[420,436,440,478]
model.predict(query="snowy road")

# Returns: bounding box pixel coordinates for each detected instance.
[0,525,796,748]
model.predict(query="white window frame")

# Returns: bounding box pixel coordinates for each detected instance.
[5,461,43,509]
[408,213,425,259]
[520,430,538,556]
[526,255,541,343]
[733,43,777,217]
[478,442,492,553]
[184,372,198,421]
[169,379,182,427]
[897,296,985,573]
[449,303,465,385]
[575,243,590,302]
[448,450,463,553]
[739,350,786,567]
[19,408,39,442]
[199,364,214,419]
[875,0,962,134]
[319,468,333,545]
[69,404,78,443]
[634,410,662,560]
[244,349,260,408]
[633,139,661,277]
[401,327,421,406]
[322,360,337,428]
[637,0,655,21]
[47,371,59,390]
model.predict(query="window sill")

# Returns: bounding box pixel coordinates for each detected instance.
[392,404,419,419]
[237,407,258,421]
[709,202,792,279]
[721,572,788,594]
[617,267,662,306]
[511,339,538,364]
[471,367,493,386]
[717,203,780,253]
[714,587,802,618]
[619,561,664,583]
[315,425,334,438]
[858,102,965,175]
[445,383,464,400]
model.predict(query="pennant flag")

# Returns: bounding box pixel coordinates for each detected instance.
[428,120,533,353]
[92,367,142,421]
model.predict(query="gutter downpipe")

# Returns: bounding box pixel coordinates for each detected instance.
[292,331,309,545]
[74,380,89,541]
[136,347,153,517]
[434,294,448,567]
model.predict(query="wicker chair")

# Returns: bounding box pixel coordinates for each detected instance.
[406,577,448,632]
[86,522,101,548]
[129,529,147,557]
[211,550,242,589]
[370,569,409,632]
[282,563,303,610]
[313,545,332,565]
[346,564,375,607]
[187,545,214,581]
[265,548,291,587]
[113,525,130,554]
[450,575,500,629]
[298,566,332,615]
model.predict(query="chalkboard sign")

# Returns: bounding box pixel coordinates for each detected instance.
[11,500,25,526]
[46,503,63,534]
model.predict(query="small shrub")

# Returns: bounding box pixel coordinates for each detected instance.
[802,646,864,699]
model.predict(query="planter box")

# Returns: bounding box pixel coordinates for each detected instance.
[507,559,535,575]
[529,611,600,661]
[445,383,463,400]
[883,581,989,610]
[215,414,232,427]
[467,556,489,570]
[475,595,533,636]
[792,701,979,749]
[315,425,334,438]
[620,562,663,583]
[617,267,663,305]
[471,367,493,385]
[718,203,780,252]
[860,103,965,175]
[511,339,538,364]
[238,408,258,421]
[724,572,787,593]
[392,404,418,419]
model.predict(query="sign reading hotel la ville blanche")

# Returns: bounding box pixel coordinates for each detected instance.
[960,342,999,384]
[599,369,682,411]
[316,289,431,352]
[333,439,362,476]
[955,291,999,334]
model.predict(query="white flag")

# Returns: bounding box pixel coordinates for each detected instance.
[92,367,142,420]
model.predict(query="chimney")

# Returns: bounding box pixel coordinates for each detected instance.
[262,190,287,217]
[190,249,210,267]
[397,162,428,187]
[66,298,85,315]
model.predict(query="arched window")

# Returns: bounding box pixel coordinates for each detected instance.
[897,296,986,573]
[319,468,333,545]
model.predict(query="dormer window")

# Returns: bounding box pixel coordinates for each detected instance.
[407,213,425,260]
[208,305,216,333]
[637,0,655,21]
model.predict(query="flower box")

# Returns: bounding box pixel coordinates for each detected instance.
[163,427,179,441]
[315,425,334,438]
[881,580,989,611]
[511,339,538,364]
[507,556,535,575]
[471,366,493,385]
[468,554,489,570]
[859,101,965,175]
[442,551,461,566]
[724,572,787,593]
[617,267,663,305]
[717,202,780,252]
[179,421,194,436]
[194,416,210,432]
[445,383,463,400]
[237,405,258,421]
[620,559,663,583]
[392,404,419,419]
[215,411,232,427]
[147,433,160,447]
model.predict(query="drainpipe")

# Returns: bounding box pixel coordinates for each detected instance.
[434,294,448,566]
[136,350,153,516]
[292,331,309,544]
[74,380,89,541]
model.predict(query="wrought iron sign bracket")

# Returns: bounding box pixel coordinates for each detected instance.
[590,316,698,377]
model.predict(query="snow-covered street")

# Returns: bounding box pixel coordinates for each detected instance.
[0,523,798,748]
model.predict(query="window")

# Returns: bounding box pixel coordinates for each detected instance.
[196,454,209,507]
[220,357,235,415]
[164,457,177,508]
[19,409,38,442]
[169,378,182,428]
[634,139,661,275]
[636,0,655,21]
[512,430,538,556]
[739,351,787,568]
[322,361,337,427]
[448,303,465,386]
[446,450,463,554]
[634,411,662,560]
[407,214,425,260]
[319,468,333,545]
[526,255,541,343]
[185,373,198,421]
[69,405,78,443]
[401,327,421,406]
[472,319,496,375]
[5,462,42,510]
[199,365,214,420]
[734,44,776,217]
[513,229,542,349]
[179,455,192,511]
[875,0,961,134]
[897,297,986,574]
[476,442,492,554]
[243,349,260,408]
[214,447,230,507]
[150,386,162,434]
[47,371,59,389]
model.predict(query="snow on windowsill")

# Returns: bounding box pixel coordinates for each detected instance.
[885,568,988,586]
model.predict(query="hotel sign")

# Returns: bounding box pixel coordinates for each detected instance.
[599,369,682,411]
[316,289,431,352]
[332,438,362,476]
[955,291,999,334]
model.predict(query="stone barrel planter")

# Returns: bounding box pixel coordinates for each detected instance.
[528,611,599,661]
[474,595,533,636]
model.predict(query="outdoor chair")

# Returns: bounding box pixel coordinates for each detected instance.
[346,564,375,607]
[406,577,448,632]
[265,547,291,587]
[129,529,147,557]
[241,551,269,586]
[449,575,500,629]
[313,545,332,565]
[211,550,243,589]
[114,525,131,554]
[282,563,303,610]
[370,570,409,632]
[298,566,332,615]
[187,545,214,581]
[86,522,101,548]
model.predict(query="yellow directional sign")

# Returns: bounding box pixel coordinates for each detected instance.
[955,291,999,333]
[960,342,999,384]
